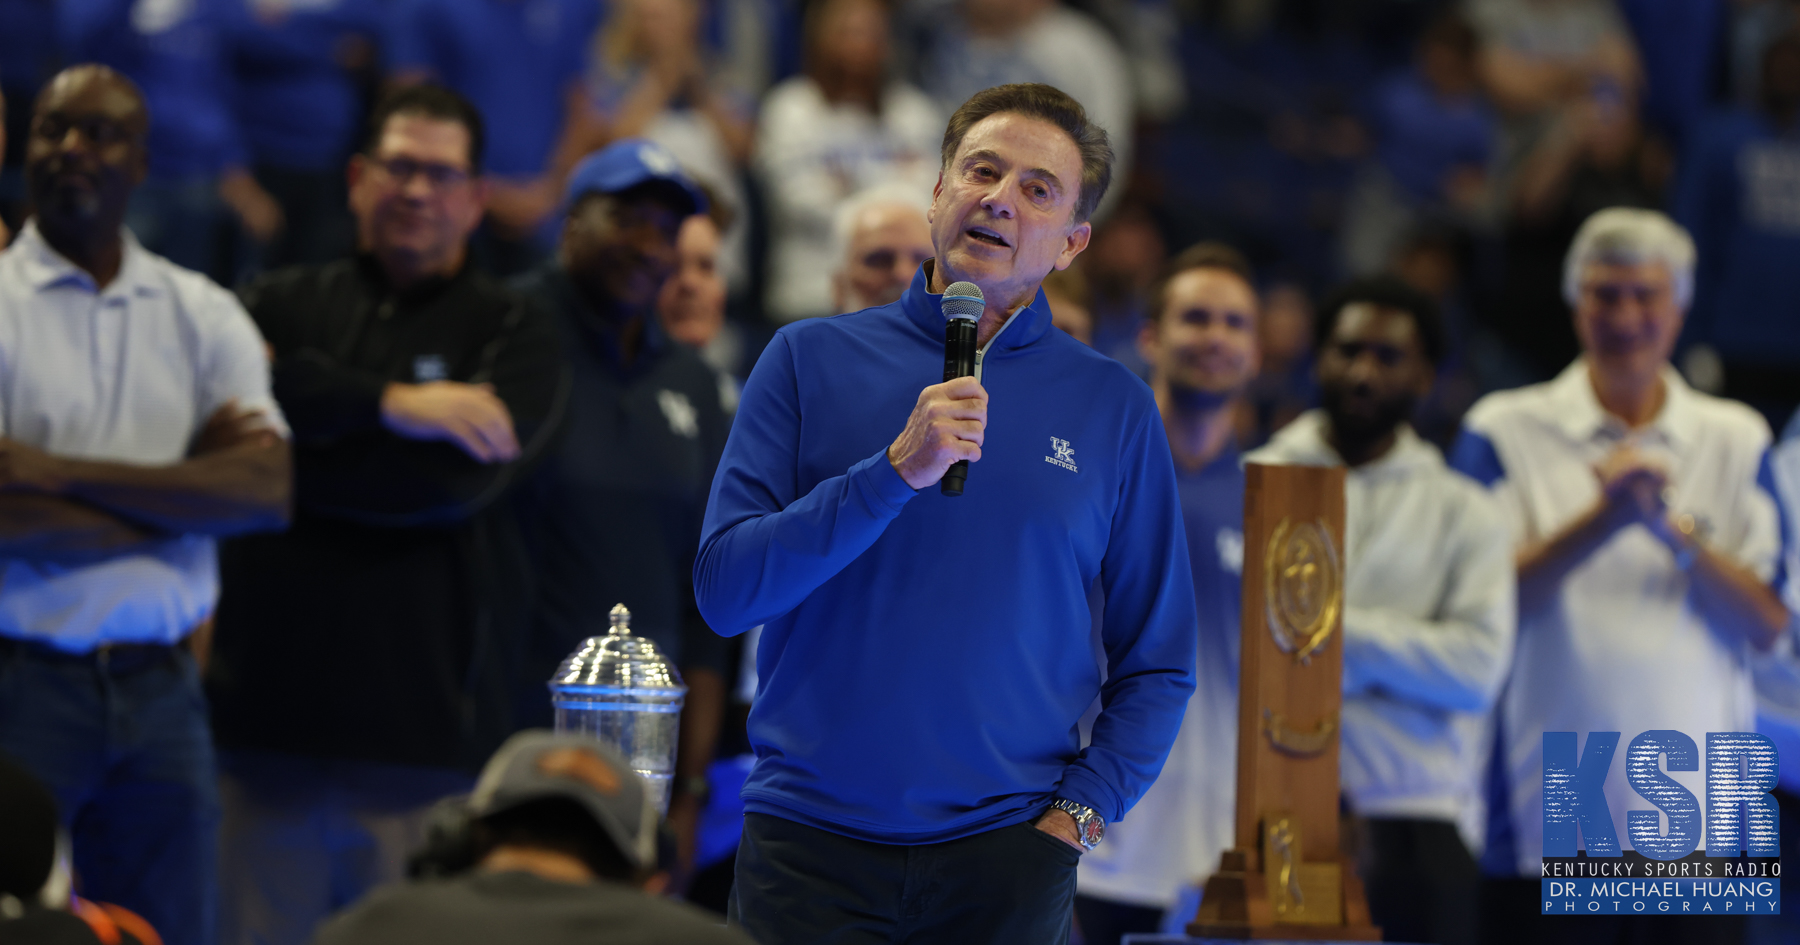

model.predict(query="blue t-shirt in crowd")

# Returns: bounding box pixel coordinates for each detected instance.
[228,0,390,172]
[1674,108,1800,367]
[386,0,598,178]
[1369,68,1493,206]
[60,0,246,179]
[1180,445,1245,671]
[1616,0,1721,144]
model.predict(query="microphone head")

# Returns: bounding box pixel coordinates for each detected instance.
[941,282,984,322]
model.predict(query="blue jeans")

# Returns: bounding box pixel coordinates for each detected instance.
[0,642,219,945]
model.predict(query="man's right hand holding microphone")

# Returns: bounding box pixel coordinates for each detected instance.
[887,376,988,491]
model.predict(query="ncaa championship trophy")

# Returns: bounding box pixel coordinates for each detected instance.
[1191,463,1381,940]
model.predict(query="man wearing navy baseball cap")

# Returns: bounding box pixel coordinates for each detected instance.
[509,141,735,856]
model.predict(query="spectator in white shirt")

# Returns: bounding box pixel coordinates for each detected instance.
[1250,275,1515,945]
[755,0,942,323]
[1449,207,1789,945]
[829,185,934,313]
[0,65,291,945]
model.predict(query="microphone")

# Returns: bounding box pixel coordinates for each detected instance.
[940,281,983,496]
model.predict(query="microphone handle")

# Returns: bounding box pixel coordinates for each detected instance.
[941,319,978,497]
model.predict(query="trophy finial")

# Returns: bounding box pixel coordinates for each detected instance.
[609,604,632,634]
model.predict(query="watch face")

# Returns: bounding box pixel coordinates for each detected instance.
[1078,815,1104,847]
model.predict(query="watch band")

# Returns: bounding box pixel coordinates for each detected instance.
[1049,797,1104,850]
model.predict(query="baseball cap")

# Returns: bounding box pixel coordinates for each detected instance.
[467,731,657,870]
[563,139,707,217]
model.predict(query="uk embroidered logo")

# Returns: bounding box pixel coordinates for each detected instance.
[658,389,699,438]
[412,354,448,382]
[1045,437,1078,473]
[639,143,679,176]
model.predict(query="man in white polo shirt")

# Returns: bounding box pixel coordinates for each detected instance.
[1249,275,1514,945]
[1450,208,1789,945]
[0,65,290,945]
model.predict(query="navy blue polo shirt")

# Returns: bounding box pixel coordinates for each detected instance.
[387,0,599,178]
[510,264,732,723]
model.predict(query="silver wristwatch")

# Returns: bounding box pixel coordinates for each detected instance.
[1049,798,1105,850]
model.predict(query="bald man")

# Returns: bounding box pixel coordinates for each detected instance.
[0,65,291,945]
[830,195,933,313]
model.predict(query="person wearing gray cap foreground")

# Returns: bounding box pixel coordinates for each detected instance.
[312,731,751,945]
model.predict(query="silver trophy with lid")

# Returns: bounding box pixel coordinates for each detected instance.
[547,604,687,813]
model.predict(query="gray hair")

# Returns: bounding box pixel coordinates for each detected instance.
[1562,207,1696,308]
[831,183,933,273]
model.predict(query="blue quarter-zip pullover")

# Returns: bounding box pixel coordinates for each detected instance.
[696,265,1198,843]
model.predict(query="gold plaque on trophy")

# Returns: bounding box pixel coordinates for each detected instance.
[1263,518,1341,664]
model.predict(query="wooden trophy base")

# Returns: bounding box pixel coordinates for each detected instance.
[1187,848,1382,941]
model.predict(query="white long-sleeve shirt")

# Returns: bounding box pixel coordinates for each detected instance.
[1249,411,1516,833]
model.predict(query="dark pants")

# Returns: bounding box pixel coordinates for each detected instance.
[731,811,1080,945]
[0,640,219,945]
[1357,817,1477,945]
[1073,894,1163,945]
[1479,877,1744,945]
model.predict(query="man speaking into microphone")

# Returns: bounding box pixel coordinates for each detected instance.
[695,83,1197,944]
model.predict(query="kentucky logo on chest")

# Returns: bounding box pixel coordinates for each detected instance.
[1045,437,1078,473]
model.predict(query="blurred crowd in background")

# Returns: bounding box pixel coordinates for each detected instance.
[4,0,1799,441]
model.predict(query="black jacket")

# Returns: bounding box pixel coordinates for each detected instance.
[209,256,567,770]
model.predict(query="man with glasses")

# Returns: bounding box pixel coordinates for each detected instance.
[1450,208,1790,945]
[205,84,566,945]
[0,65,293,945]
